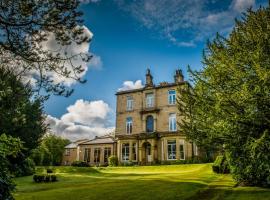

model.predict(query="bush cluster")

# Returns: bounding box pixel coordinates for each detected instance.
[212,155,230,174]
[12,157,36,177]
[71,161,89,167]
[33,174,57,183]
[160,156,210,165]
[108,156,118,167]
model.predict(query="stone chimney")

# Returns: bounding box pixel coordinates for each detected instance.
[174,69,184,83]
[145,68,153,87]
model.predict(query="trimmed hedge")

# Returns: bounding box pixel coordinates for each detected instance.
[212,155,230,174]
[33,174,57,183]
[108,156,118,166]
[71,161,89,167]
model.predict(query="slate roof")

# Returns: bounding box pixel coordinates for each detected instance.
[80,136,115,145]
[64,139,89,149]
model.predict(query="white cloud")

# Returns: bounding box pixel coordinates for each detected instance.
[231,0,255,12]
[80,0,100,3]
[14,25,102,87]
[89,54,103,70]
[118,80,144,91]
[37,25,93,86]
[115,0,257,47]
[46,100,115,141]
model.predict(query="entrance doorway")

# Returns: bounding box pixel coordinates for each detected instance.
[142,142,152,163]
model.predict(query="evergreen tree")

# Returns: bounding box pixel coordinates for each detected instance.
[0,66,47,176]
[178,6,270,186]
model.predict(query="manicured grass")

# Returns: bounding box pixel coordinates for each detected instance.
[13,164,270,200]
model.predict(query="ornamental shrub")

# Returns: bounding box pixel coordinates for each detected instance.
[108,156,118,167]
[71,161,89,167]
[212,155,230,174]
[33,174,58,183]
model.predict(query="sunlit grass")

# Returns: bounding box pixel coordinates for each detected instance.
[13,164,270,200]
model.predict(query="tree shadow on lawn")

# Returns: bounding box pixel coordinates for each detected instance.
[186,185,270,200]
[15,179,210,200]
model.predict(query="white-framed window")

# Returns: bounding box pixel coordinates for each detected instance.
[167,140,176,160]
[126,96,133,111]
[65,149,70,156]
[126,117,133,134]
[193,143,198,156]
[94,148,101,163]
[169,113,177,132]
[104,147,111,163]
[83,148,90,162]
[146,93,154,108]
[122,143,130,162]
[179,140,185,160]
[168,90,176,105]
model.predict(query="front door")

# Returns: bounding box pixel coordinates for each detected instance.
[144,142,152,163]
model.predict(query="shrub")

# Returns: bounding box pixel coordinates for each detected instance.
[33,174,45,183]
[228,131,270,187]
[33,174,57,183]
[71,161,89,167]
[44,175,50,182]
[212,155,230,174]
[108,156,118,167]
[51,175,57,182]
[12,157,36,177]
[47,168,53,173]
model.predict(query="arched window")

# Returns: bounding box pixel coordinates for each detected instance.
[146,115,154,132]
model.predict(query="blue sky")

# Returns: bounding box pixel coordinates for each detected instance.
[45,0,268,141]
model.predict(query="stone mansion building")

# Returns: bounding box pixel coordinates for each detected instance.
[62,69,199,166]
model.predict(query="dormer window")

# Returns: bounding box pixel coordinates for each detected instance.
[126,96,133,111]
[146,93,154,108]
[168,90,176,105]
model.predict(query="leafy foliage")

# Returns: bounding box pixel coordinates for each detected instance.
[212,155,230,174]
[178,6,270,186]
[0,67,47,151]
[0,134,23,200]
[108,155,118,167]
[33,174,57,183]
[71,161,89,167]
[0,0,91,96]
[31,134,70,166]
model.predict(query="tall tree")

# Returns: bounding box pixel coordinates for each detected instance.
[31,134,70,166]
[0,66,47,151]
[0,66,47,176]
[178,6,270,186]
[0,0,91,96]
[0,134,23,200]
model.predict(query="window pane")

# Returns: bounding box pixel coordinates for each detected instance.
[122,143,130,161]
[94,148,100,163]
[169,114,177,131]
[167,140,176,160]
[126,96,133,110]
[168,90,176,105]
[146,115,154,132]
[146,93,154,107]
[104,147,111,163]
[126,117,133,134]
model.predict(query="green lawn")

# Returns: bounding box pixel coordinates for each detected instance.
[13,164,270,200]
